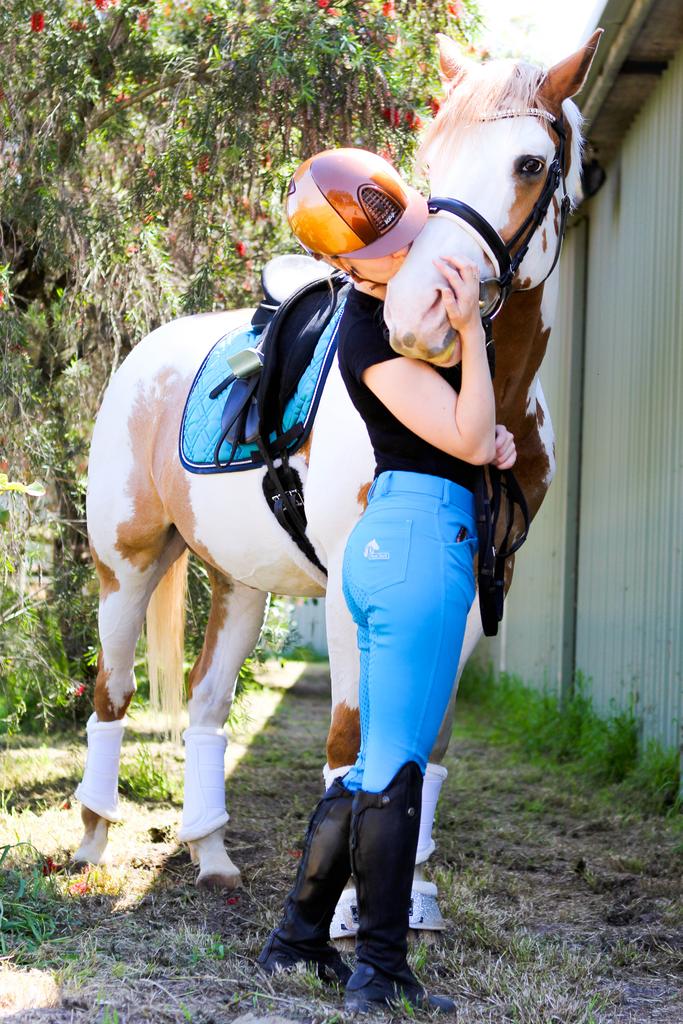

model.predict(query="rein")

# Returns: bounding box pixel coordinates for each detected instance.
[426,107,571,636]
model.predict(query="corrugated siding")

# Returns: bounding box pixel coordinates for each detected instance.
[575,47,683,749]
[479,45,683,752]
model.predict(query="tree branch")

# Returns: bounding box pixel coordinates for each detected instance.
[85,60,212,135]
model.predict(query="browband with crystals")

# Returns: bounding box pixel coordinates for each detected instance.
[477,108,557,123]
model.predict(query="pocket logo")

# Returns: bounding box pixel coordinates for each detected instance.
[363,538,390,560]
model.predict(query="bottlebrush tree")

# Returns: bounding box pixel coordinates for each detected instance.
[0,0,482,730]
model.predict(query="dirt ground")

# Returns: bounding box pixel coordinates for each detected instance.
[0,661,681,1024]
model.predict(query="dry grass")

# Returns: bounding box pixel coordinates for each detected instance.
[0,662,681,1023]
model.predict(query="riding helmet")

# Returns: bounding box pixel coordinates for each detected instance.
[286,148,428,260]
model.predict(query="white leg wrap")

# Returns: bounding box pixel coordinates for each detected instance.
[178,726,230,843]
[323,762,354,790]
[75,712,126,823]
[416,762,448,865]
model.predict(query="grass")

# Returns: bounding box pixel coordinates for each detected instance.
[119,744,176,803]
[0,660,681,1022]
[0,843,67,954]
[458,661,681,813]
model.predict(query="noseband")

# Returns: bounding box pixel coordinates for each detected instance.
[427,109,572,324]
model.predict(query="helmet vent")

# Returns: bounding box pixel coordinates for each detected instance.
[358,185,403,236]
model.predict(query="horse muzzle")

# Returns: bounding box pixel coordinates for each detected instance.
[389,324,459,365]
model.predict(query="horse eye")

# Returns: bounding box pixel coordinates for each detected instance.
[518,157,545,176]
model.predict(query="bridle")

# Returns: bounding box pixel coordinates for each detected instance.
[427,108,572,327]
[426,107,572,637]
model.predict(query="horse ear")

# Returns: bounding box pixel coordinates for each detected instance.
[436,33,468,88]
[540,28,603,103]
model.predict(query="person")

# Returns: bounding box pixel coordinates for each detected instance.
[258,148,516,1012]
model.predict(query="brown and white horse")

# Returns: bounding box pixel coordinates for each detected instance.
[73,33,601,919]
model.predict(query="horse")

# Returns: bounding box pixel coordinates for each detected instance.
[73,30,602,926]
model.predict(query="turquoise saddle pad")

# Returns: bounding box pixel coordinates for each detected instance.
[179,299,346,473]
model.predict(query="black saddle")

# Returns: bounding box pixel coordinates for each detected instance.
[210,254,349,575]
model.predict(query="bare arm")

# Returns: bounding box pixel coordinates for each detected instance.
[361,258,496,465]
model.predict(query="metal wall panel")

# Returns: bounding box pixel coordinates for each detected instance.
[479,46,683,753]
[575,47,683,750]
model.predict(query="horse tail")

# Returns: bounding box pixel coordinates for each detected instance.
[146,549,189,742]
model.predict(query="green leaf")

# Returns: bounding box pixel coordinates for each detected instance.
[24,482,46,498]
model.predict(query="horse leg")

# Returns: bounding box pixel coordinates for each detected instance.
[325,551,487,936]
[73,531,186,866]
[324,547,362,785]
[321,548,364,938]
[182,567,267,890]
[396,602,486,929]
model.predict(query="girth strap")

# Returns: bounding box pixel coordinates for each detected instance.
[255,437,327,576]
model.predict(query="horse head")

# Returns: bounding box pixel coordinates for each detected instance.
[384,29,603,364]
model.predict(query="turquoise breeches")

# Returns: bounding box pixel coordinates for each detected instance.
[341,470,478,794]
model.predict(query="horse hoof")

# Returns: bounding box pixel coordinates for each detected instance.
[71,846,108,869]
[70,854,106,871]
[196,869,241,891]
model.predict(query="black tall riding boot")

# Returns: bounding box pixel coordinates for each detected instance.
[258,778,353,983]
[344,762,455,1013]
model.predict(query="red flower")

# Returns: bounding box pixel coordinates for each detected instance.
[412,115,423,131]
[204,13,213,23]
[73,683,86,697]
[226,895,239,905]
[137,12,150,31]
[317,0,330,7]
[93,0,110,10]
[392,109,401,127]
[381,106,392,122]
[382,1,395,18]
[42,856,62,876]
[0,291,5,307]
[429,97,441,116]
[183,190,194,201]
[30,12,45,32]
[235,241,247,257]
[448,0,464,17]
[196,154,210,174]
[70,20,87,31]
[405,109,415,127]
[328,7,341,14]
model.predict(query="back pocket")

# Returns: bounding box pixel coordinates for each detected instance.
[347,517,413,596]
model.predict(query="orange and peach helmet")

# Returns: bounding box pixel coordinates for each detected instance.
[285,148,428,261]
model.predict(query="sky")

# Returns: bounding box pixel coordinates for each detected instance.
[475,0,606,65]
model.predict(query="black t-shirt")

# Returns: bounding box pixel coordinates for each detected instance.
[336,286,477,492]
